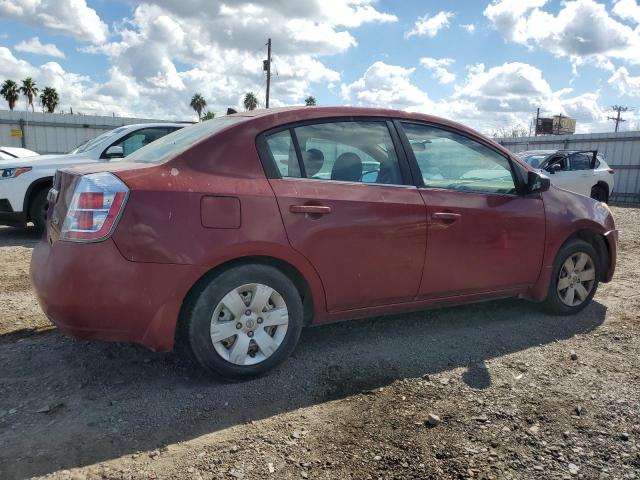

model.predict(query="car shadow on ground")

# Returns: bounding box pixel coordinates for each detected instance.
[0,298,606,478]
[0,225,40,248]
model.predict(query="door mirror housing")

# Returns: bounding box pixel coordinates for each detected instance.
[527,170,551,194]
[104,145,124,159]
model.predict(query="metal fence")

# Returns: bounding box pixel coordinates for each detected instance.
[0,110,186,155]
[497,131,640,204]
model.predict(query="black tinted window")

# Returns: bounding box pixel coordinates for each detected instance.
[569,153,591,171]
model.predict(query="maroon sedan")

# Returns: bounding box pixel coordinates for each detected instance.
[31,107,618,380]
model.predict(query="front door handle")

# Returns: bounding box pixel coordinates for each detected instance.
[431,212,461,224]
[290,205,332,214]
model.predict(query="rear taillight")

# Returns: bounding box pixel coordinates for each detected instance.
[60,172,129,242]
[608,168,614,174]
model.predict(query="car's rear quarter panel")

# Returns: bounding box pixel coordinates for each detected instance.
[110,125,329,324]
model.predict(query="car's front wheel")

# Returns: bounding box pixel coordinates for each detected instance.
[183,264,303,380]
[542,239,600,315]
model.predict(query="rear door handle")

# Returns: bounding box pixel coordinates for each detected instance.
[431,212,461,224]
[290,205,332,214]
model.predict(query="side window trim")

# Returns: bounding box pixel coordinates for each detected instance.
[394,119,526,195]
[289,127,308,178]
[256,117,414,186]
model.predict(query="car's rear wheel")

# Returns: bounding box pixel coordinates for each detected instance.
[542,239,599,315]
[29,188,49,233]
[590,185,608,203]
[184,264,303,380]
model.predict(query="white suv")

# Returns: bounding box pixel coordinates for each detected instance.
[0,123,186,231]
[517,150,615,203]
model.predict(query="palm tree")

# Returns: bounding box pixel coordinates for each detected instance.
[190,93,206,121]
[304,96,316,106]
[0,80,20,110]
[201,111,215,121]
[39,87,59,113]
[243,92,258,111]
[20,77,39,112]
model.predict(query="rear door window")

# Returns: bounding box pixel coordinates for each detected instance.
[264,121,404,185]
[569,153,592,171]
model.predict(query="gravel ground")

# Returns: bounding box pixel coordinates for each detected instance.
[0,207,638,480]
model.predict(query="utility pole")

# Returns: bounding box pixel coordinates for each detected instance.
[264,38,272,109]
[608,105,629,133]
[534,108,540,136]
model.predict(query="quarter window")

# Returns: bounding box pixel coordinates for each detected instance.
[401,122,516,195]
[265,130,301,178]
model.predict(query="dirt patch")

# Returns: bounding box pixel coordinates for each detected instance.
[0,208,638,479]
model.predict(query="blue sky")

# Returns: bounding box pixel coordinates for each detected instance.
[1,0,639,133]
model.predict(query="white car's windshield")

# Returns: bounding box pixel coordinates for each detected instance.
[69,127,129,154]
[519,153,549,168]
[125,117,247,164]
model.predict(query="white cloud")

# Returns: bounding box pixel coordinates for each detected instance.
[2,1,396,119]
[14,37,65,58]
[405,11,454,38]
[341,59,608,133]
[0,0,109,44]
[460,24,476,33]
[419,57,456,84]
[484,0,640,67]
[341,61,433,110]
[613,0,640,23]
[608,66,640,96]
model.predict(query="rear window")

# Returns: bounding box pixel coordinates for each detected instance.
[125,117,248,164]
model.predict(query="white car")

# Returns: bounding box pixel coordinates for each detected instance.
[0,146,39,160]
[517,150,615,203]
[0,123,186,231]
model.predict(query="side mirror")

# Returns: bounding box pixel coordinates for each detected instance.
[528,170,551,194]
[104,145,124,159]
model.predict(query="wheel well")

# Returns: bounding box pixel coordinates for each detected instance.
[24,178,53,221]
[178,256,315,340]
[566,229,610,281]
[592,181,609,196]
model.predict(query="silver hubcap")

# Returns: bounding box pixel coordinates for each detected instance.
[210,283,289,366]
[557,252,596,307]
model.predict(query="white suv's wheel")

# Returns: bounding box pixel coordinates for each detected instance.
[183,265,303,380]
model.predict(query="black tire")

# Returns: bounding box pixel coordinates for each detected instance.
[29,188,49,232]
[183,264,303,380]
[542,239,600,316]
[590,185,608,203]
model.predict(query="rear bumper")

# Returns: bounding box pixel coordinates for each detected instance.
[30,237,207,351]
[603,229,618,282]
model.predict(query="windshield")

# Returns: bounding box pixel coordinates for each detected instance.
[69,127,129,154]
[124,116,248,163]
[518,153,549,168]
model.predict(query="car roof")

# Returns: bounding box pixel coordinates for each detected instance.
[228,106,513,158]
[120,122,190,130]
[518,150,556,155]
